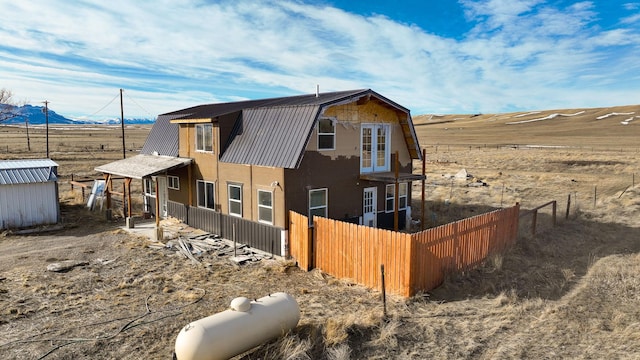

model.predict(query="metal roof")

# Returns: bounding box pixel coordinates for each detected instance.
[94,154,192,179]
[220,105,321,169]
[140,114,180,156]
[162,89,374,121]
[0,159,59,185]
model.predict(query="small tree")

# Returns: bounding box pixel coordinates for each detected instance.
[0,88,24,123]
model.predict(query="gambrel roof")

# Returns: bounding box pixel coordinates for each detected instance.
[149,89,422,169]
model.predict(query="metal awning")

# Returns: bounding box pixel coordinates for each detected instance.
[95,154,192,179]
[359,172,425,183]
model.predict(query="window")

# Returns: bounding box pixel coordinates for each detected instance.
[399,182,408,210]
[196,123,213,152]
[360,124,390,173]
[144,178,156,196]
[228,184,242,217]
[309,188,328,220]
[197,180,215,210]
[385,184,395,212]
[168,176,180,190]
[257,190,273,224]
[318,117,335,150]
[385,183,408,212]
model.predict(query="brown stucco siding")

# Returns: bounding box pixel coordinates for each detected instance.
[167,166,190,205]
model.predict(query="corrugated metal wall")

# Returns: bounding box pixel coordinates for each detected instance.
[0,183,59,229]
[166,201,283,256]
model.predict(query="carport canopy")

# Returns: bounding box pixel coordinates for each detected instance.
[95,154,192,179]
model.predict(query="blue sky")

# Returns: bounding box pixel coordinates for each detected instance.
[0,0,639,119]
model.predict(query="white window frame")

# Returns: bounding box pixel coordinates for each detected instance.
[195,123,213,152]
[317,117,336,150]
[360,123,390,173]
[385,182,408,212]
[196,180,215,210]
[228,183,243,217]
[309,188,328,224]
[257,189,273,225]
[167,175,180,190]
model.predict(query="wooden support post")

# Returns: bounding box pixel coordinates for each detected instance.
[71,174,74,191]
[552,201,557,226]
[125,177,132,219]
[155,178,160,228]
[421,148,426,231]
[565,193,571,220]
[122,179,127,218]
[394,151,399,232]
[104,173,111,210]
[531,210,537,235]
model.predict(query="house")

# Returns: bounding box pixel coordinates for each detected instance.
[96,89,423,254]
[0,159,60,229]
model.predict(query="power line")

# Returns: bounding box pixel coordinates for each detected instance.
[124,91,155,118]
[86,93,120,118]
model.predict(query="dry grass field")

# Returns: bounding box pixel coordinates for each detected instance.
[1,105,639,359]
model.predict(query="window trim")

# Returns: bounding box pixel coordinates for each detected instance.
[317,117,336,151]
[308,188,328,224]
[167,175,180,190]
[385,184,395,213]
[195,123,214,153]
[196,180,215,210]
[257,189,274,225]
[227,183,243,217]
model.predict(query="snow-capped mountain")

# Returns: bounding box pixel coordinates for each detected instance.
[0,104,155,125]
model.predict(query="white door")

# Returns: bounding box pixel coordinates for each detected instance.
[363,187,377,227]
[157,176,168,218]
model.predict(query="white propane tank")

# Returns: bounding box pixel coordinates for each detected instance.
[174,292,300,360]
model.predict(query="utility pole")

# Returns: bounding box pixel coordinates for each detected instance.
[43,100,49,158]
[25,116,31,151]
[120,89,126,159]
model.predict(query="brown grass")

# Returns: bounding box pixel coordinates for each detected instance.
[1,104,640,359]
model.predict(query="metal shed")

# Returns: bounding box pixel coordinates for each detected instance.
[0,159,60,229]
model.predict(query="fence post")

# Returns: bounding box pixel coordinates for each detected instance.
[565,194,571,220]
[594,186,597,209]
[531,210,537,235]
[552,201,557,226]
[380,264,387,318]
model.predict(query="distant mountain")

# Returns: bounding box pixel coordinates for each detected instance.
[0,104,156,125]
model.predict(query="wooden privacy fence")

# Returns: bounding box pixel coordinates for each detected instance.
[289,204,520,297]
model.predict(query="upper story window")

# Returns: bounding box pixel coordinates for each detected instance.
[318,117,335,150]
[361,124,390,173]
[196,123,213,152]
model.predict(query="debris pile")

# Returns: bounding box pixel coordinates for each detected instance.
[150,233,271,265]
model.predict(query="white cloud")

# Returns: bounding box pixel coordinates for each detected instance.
[0,0,638,117]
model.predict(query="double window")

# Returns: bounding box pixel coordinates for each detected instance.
[168,176,180,190]
[361,124,390,173]
[258,190,273,224]
[228,184,242,217]
[385,183,408,212]
[317,117,335,150]
[197,180,215,210]
[196,123,213,152]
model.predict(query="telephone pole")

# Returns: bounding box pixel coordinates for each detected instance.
[43,100,49,158]
[120,89,126,159]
